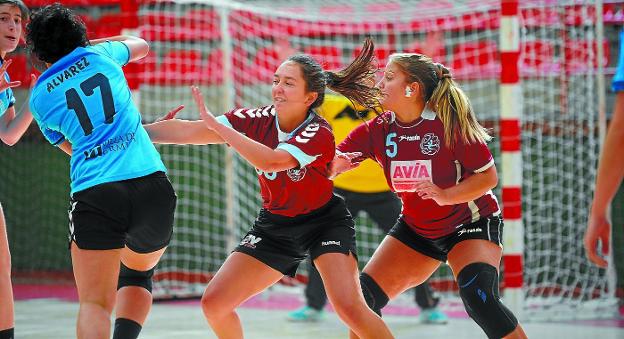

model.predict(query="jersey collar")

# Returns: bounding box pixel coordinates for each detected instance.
[275,110,316,142]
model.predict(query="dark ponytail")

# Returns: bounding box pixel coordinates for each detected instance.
[287,37,381,111]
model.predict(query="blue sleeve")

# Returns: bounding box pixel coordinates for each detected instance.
[91,41,131,67]
[3,72,14,108]
[30,103,65,146]
[613,30,624,92]
[6,87,14,108]
[276,143,319,167]
[216,115,232,128]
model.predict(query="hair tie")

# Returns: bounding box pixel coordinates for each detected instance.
[435,63,452,80]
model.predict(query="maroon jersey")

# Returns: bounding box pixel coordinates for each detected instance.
[218,105,335,217]
[337,110,501,238]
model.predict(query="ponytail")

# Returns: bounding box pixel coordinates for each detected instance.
[427,68,491,148]
[288,37,381,113]
[390,53,491,148]
[325,37,381,112]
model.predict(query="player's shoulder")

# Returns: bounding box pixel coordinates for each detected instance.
[365,111,393,129]
[290,113,333,145]
[228,105,276,120]
[310,112,331,128]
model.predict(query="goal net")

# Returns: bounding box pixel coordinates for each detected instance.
[1,0,617,321]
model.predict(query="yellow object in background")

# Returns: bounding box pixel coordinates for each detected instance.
[317,94,390,193]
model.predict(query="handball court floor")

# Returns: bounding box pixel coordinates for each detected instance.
[13,284,624,339]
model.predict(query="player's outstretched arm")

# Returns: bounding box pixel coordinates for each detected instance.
[585,91,624,267]
[146,119,225,145]
[90,35,149,63]
[191,86,298,172]
[145,104,225,145]
[0,74,38,146]
[328,150,363,179]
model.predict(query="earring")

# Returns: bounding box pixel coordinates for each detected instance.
[404,86,412,98]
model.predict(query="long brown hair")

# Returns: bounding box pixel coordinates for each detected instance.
[287,37,381,111]
[389,53,491,148]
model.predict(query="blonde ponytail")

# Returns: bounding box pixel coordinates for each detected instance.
[389,53,491,148]
[427,73,491,148]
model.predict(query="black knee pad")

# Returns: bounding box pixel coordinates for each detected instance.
[457,263,518,339]
[118,263,154,293]
[360,272,389,316]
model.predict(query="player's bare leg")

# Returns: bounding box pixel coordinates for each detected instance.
[200,252,283,339]
[71,244,121,339]
[315,252,394,339]
[347,236,440,339]
[113,246,167,338]
[0,205,14,333]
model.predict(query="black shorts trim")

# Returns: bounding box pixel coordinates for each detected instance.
[234,194,357,277]
[388,215,503,262]
[69,171,177,252]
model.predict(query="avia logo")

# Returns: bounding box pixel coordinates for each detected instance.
[390,160,432,192]
[295,123,320,143]
[391,161,431,180]
[321,240,341,246]
[240,235,262,249]
[399,135,420,142]
[457,227,482,236]
[83,145,103,160]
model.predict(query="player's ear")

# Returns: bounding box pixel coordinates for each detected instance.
[305,92,318,107]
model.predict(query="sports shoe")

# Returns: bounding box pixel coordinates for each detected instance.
[286,306,325,322]
[419,308,449,324]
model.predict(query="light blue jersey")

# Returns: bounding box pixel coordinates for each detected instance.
[30,41,166,194]
[613,30,624,92]
[0,58,16,118]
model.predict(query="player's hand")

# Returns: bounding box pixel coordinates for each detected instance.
[584,211,611,268]
[328,150,362,179]
[0,60,22,93]
[414,181,451,206]
[191,86,218,129]
[154,105,185,122]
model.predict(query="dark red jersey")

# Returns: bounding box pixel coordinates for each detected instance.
[337,110,501,238]
[219,105,335,217]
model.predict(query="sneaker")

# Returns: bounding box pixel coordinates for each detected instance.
[286,306,325,322]
[419,308,449,324]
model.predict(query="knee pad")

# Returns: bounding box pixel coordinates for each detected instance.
[457,263,518,339]
[360,272,389,316]
[118,263,154,293]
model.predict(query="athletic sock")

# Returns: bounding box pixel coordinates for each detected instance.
[112,318,142,339]
[0,328,14,339]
